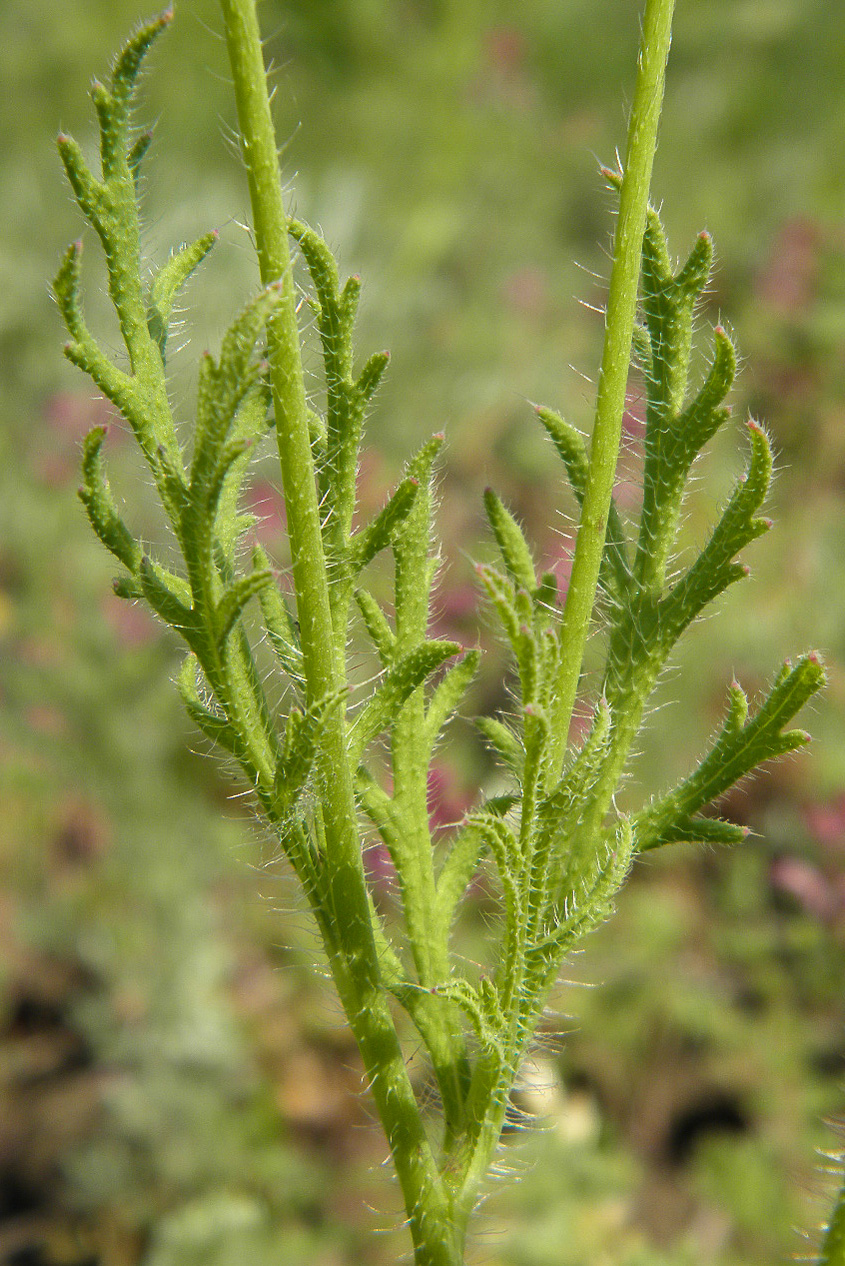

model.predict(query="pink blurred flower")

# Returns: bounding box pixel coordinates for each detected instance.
[804,794,845,854]
[428,764,473,836]
[244,479,287,542]
[770,855,840,922]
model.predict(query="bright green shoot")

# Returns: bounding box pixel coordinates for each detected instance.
[54,3,831,1263]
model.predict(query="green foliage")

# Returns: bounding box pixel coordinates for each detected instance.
[53,7,827,1265]
[820,1170,845,1266]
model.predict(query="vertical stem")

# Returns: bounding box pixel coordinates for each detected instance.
[549,0,676,775]
[219,3,460,1261]
[819,1175,845,1266]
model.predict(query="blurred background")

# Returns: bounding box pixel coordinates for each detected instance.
[2,0,845,1263]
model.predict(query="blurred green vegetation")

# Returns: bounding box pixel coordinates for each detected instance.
[1,2,844,1264]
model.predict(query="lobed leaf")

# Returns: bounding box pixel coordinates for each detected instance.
[425,649,481,744]
[535,405,630,591]
[349,640,461,763]
[214,567,274,653]
[78,426,141,573]
[178,656,240,756]
[354,588,396,664]
[635,654,825,851]
[253,546,304,684]
[483,487,537,594]
[147,230,218,360]
[350,475,420,572]
[111,9,173,106]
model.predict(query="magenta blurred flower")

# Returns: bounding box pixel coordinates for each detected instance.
[804,794,845,853]
[244,479,287,543]
[770,855,841,923]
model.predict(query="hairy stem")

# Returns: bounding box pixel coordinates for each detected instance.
[219,2,458,1261]
[820,1174,845,1266]
[549,0,676,775]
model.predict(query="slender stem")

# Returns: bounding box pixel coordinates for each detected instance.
[219,0,329,696]
[549,0,676,775]
[219,4,460,1262]
[819,1174,845,1266]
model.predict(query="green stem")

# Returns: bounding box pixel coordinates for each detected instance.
[219,4,460,1262]
[820,1174,845,1266]
[549,0,676,775]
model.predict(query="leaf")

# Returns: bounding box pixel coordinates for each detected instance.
[139,555,196,636]
[635,654,825,851]
[350,475,420,572]
[78,426,141,572]
[483,487,536,593]
[430,978,504,1054]
[357,349,390,402]
[535,405,630,590]
[656,420,773,650]
[147,230,218,360]
[349,640,461,763]
[192,284,282,487]
[530,819,635,963]
[274,688,348,815]
[476,716,524,779]
[462,812,522,925]
[53,240,86,342]
[128,128,153,189]
[425,649,481,742]
[56,133,103,226]
[436,820,487,924]
[476,564,538,701]
[675,325,737,462]
[178,655,240,755]
[214,567,274,652]
[254,546,304,683]
[354,588,396,665]
[111,9,173,105]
